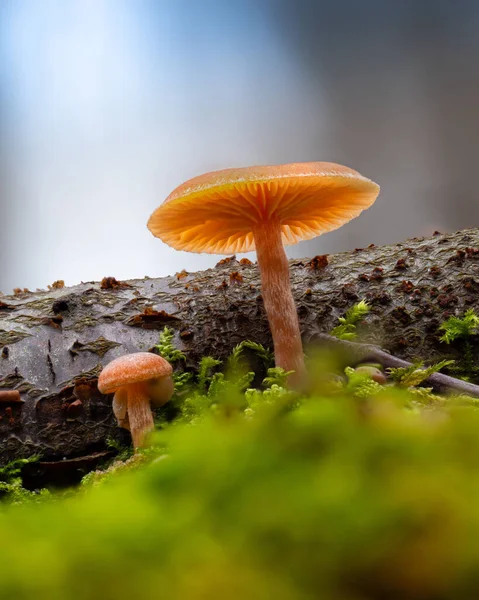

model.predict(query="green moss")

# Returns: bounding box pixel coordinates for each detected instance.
[0,456,48,506]
[438,310,479,380]
[387,359,455,387]
[0,457,40,483]
[155,327,187,364]
[3,330,479,597]
[1,380,479,598]
[439,309,479,344]
[330,299,370,340]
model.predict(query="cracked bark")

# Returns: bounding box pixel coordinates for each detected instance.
[0,228,479,466]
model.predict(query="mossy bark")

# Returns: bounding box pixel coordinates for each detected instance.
[0,228,478,466]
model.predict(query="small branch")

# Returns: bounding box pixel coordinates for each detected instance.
[314,333,479,398]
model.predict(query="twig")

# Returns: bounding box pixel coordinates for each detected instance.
[314,333,479,398]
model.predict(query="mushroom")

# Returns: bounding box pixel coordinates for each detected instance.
[147,162,379,388]
[97,352,173,449]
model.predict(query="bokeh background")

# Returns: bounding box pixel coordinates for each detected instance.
[1,0,478,293]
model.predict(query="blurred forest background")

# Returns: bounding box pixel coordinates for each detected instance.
[1,0,478,293]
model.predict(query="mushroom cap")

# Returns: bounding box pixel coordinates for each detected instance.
[98,352,173,395]
[147,162,380,254]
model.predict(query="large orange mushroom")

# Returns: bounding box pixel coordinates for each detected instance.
[148,162,379,387]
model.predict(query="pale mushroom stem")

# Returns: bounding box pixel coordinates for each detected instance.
[252,218,306,388]
[112,389,130,431]
[125,383,155,449]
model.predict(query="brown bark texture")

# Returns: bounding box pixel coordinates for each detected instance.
[0,228,478,466]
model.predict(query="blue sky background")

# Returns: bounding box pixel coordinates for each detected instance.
[1,0,479,292]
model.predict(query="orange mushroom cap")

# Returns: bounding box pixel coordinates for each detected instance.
[98,352,172,395]
[147,162,380,254]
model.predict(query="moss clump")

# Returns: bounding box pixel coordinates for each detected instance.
[0,369,478,598]
[438,309,479,344]
[0,331,478,597]
[438,310,479,381]
[330,299,370,340]
[0,456,49,505]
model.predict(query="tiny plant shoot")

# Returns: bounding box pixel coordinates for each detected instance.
[438,309,479,344]
[330,299,370,340]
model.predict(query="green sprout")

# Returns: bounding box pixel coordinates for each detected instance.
[438,309,479,344]
[330,300,370,340]
[155,327,186,363]
[438,310,479,381]
[387,359,455,388]
[262,367,295,389]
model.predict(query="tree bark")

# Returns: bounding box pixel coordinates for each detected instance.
[1,228,478,467]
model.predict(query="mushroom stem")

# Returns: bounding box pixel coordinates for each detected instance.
[252,218,306,387]
[125,383,155,449]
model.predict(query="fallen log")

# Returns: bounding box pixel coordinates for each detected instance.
[0,228,478,466]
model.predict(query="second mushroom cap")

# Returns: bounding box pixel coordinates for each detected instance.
[98,352,173,394]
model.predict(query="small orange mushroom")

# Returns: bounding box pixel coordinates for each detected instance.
[98,352,173,449]
[148,162,379,388]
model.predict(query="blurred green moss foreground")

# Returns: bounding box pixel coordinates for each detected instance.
[3,373,479,599]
